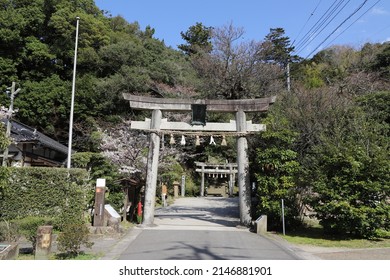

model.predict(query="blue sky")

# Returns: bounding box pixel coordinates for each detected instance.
[95,0,390,58]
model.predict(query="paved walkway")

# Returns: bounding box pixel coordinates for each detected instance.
[88,227,390,260]
[87,197,390,260]
[17,197,390,260]
[86,230,390,260]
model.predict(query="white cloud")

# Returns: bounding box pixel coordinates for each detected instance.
[371,7,388,15]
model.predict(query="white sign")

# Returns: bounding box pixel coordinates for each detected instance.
[96,178,106,188]
[105,204,121,219]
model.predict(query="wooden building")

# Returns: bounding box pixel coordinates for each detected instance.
[1,119,68,167]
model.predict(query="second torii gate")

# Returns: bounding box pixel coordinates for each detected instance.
[195,162,238,197]
[123,94,276,226]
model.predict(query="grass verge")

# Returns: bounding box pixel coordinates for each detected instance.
[17,252,100,260]
[275,226,390,248]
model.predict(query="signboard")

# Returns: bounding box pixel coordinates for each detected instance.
[105,204,121,219]
[191,104,206,126]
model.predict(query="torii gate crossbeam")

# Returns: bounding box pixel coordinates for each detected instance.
[123,94,275,227]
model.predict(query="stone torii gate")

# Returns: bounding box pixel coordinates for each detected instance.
[123,94,275,226]
[195,162,238,197]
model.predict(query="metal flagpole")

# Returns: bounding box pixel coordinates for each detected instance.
[67,16,80,169]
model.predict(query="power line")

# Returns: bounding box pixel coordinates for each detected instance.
[291,0,322,47]
[324,0,382,49]
[294,0,350,54]
[305,0,369,58]
[293,0,341,51]
[297,0,344,48]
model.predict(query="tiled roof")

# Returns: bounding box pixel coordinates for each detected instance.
[1,119,69,155]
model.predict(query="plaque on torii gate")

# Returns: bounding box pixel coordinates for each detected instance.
[123,93,276,226]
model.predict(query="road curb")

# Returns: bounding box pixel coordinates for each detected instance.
[99,227,143,260]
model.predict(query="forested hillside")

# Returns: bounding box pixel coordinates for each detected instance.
[0,0,389,238]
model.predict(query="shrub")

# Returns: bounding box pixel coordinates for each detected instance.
[56,220,93,258]
[0,220,19,242]
[55,182,94,257]
[0,167,92,220]
[254,113,303,231]
[12,216,54,252]
[308,106,390,238]
[0,167,94,256]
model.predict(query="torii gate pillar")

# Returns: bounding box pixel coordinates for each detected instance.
[143,109,162,226]
[236,110,251,226]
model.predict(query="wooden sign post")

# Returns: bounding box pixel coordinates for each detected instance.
[93,178,106,227]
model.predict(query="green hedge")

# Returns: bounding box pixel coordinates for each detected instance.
[0,167,92,220]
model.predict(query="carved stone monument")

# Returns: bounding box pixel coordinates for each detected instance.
[35,225,53,260]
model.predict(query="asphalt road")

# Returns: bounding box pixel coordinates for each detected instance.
[117,197,301,260]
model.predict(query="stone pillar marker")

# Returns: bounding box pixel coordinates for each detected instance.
[181,175,186,197]
[173,181,180,198]
[201,165,205,197]
[229,165,234,196]
[93,178,106,227]
[35,225,53,260]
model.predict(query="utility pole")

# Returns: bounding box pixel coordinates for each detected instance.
[286,62,291,92]
[2,82,21,166]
